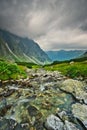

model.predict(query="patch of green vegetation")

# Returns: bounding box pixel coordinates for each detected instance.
[69,57,87,62]
[16,62,41,69]
[44,61,87,78]
[0,61,27,80]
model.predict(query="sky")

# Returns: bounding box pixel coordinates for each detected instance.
[0,0,87,50]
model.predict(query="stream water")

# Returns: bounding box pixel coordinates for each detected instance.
[0,69,86,130]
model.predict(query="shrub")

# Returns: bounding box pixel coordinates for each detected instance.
[0,61,26,80]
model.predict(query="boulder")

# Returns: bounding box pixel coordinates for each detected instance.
[72,103,87,128]
[45,114,64,130]
[64,120,79,130]
[61,79,87,104]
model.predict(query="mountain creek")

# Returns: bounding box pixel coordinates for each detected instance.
[0,69,87,130]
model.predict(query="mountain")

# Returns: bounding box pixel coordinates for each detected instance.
[82,51,87,57]
[46,50,85,61]
[0,29,51,64]
[72,51,87,62]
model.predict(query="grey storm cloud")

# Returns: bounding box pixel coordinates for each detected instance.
[0,0,87,50]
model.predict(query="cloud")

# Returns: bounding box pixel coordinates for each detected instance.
[36,28,87,50]
[0,0,87,50]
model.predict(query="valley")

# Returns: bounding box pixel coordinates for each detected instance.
[0,0,87,129]
[0,29,87,130]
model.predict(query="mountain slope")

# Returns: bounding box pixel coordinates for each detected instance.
[82,51,87,57]
[0,37,20,61]
[46,50,85,61]
[0,29,51,64]
[71,51,87,62]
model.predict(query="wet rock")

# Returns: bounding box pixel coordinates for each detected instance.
[21,123,30,130]
[28,105,39,117]
[5,99,43,129]
[39,84,45,91]
[64,120,79,130]
[0,118,24,130]
[4,89,15,97]
[0,98,12,116]
[0,88,15,98]
[0,88,3,93]
[45,114,64,130]
[5,100,30,123]
[2,80,9,86]
[27,105,42,127]
[61,79,87,104]
[72,103,87,128]
[34,120,44,130]
[57,111,67,121]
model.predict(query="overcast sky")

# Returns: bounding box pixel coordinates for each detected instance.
[0,0,87,50]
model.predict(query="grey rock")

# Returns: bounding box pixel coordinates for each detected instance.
[45,114,64,130]
[72,103,87,128]
[57,111,67,119]
[61,79,87,104]
[64,120,79,130]
[40,84,45,91]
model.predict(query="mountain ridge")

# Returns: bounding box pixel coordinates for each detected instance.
[0,29,51,64]
[46,50,86,61]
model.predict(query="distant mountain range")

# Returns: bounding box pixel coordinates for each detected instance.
[46,50,86,61]
[0,29,51,64]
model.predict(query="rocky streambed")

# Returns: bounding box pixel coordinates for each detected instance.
[0,69,87,130]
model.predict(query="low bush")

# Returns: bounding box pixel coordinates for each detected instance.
[0,61,26,80]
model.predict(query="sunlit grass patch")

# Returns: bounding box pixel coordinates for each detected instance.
[44,61,87,78]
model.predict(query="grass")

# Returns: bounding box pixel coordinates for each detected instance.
[44,61,87,78]
[0,60,41,80]
[16,62,40,69]
[0,61,27,80]
[0,59,87,80]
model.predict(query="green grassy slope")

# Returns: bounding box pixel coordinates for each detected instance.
[44,61,87,78]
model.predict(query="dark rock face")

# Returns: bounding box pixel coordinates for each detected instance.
[0,69,87,130]
[0,29,51,64]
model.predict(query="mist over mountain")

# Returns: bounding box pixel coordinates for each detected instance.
[46,50,86,61]
[0,29,51,64]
